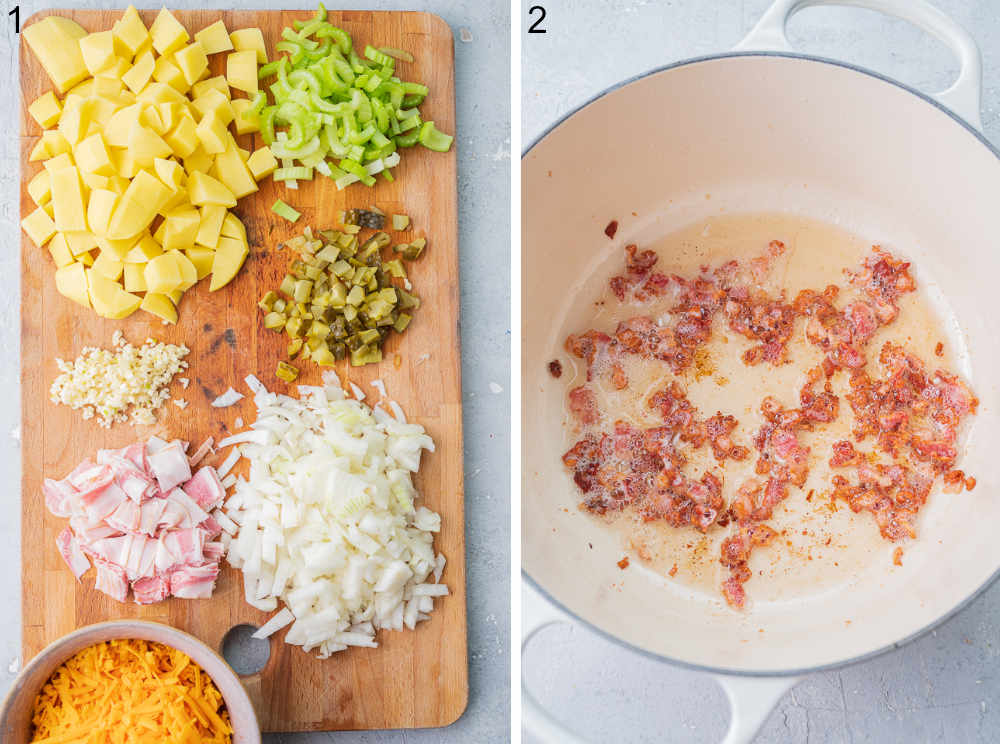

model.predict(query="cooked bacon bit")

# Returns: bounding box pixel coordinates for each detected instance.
[719,522,778,608]
[846,246,916,323]
[548,359,563,378]
[565,330,611,380]
[831,463,932,541]
[724,288,798,366]
[605,220,619,239]
[830,440,860,468]
[617,556,629,569]
[749,240,787,283]
[893,547,903,566]
[609,244,669,301]
[966,475,977,491]
[935,342,944,357]
[943,469,966,494]
[668,563,678,577]
[706,413,750,462]
[610,363,628,390]
[568,386,600,425]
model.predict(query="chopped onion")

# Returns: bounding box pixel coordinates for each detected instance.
[252,608,295,639]
[216,448,242,479]
[211,387,244,407]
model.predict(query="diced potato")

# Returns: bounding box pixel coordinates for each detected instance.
[229,28,266,64]
[152,55,188,94]
[230,98,259,135]
[109,148,140,179]
[144,252,183,293]
[168,249,198,290]
[79,31,117,75]
[50,166,88,232]
[76,250,95,267]
[174,42,209,86]
[153,157,186,190]
[163,208,200,251]
[87,267,141,318]
[128,125,172,167]
[74,133,115,176]
[185,246,215,279]
[21,206,57,248]
[166,288,184,305]
[47,233,75,268]
[24,16,89,93]
[192,88,233,124]
[81,172,110,191]
[149,8,189,56]
[27,170,52,207]
[136,81,188,106]
[112,6,150,58]
[92,250,125,281]
[226,50,258,94]
[188,171,236,207]
[86,189,120,236]
[212,137,258,199]
[108,169,170,239]
[28,91,62,129]
[164,116,199,158]
[65,231,99,256]
[104,103,145,147]
[220,211,247,241]
[140,104,168,136]
[158,188,189,216]
[104,57,132,80]
[140,292,178,324]
[29,140,49,162]
[246,146,278,181]
[95,235,139,260]
[54,262,90,308]
[195,204,226,248]
[183,146,214,175]
[122,50,155,94]
[44,152,75,173]
[209,235,249,291]
[124,233,161,263]
[195,112,228,154]
[194,20,233,55]
[123,262,148,292]
[57,97,95,145]
[93,74,124,98]
[41,130,72,158]
[191,76,230,101]
[106,175,131,195]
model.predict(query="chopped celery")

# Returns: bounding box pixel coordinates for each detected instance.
[272,199,302,223]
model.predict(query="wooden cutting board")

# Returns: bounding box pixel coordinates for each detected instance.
[20,8,466,732]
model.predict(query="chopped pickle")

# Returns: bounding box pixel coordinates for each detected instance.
[264,311,287,330]
[288,338,304,358]
[276,360,299,381]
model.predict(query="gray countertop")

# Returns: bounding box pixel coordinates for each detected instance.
[522,1,1000,742]
[1,1,510,742]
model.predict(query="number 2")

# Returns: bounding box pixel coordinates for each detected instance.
[528,5,546,34]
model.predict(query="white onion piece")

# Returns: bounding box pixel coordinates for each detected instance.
[211,387,244,407]
[253,608,296,639]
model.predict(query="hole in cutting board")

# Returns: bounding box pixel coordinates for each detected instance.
[221,624,270,676]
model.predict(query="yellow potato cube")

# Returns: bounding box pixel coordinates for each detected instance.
[108,169,171,239]
[209,235,249,291]
[155,102,183,132]
[104,103,144,148]
[21,206,57,247]
[226,50,258,95]
[246,146,278,181]
[144,252,183,293]
[81,172,110,191]
[229,28,266,64]
[74,133,115,177]
[164,116,199,158]
[168,249,198,289]
[140,292,178,323]
[153,55,188,94]
[65,231,99,256]
[24,16,89,94]
[109,148,141,179]
[92,250,125,281]
[238,147,250,162]
[153,157,186,190]
[128,125,172,167]
[112,5,150,58]
[185,246,215,279]
[220,211,247,241]
[192,88,233,124]
[230,98,259,135]
[194,20,233,55]
[195,204,226,248]
[76,250,95,267]
[47,232,75,268]
[79,31,116,75]
[29,141,49,162]
[195,112,228,154]
[96,235,140,260]
[124,233,162,262]
[183,146,214,175]
[87,268,141,319]
[28,91,62,129]
[49,166,88,233]
[27,170,52,207]
[123,262,147,292]
[87,189,120,236]
[213,138,258,199]
[158,188,189,217]
[122,50,155,94]
[41,130,72,158]
[93,74,124,97]
[57,98,95,146]
[188,171,236,207]
[163,208,200,252]
[152,220,166,245]
[140,104,168,136]
[106,175,131,195]
[191,75,231,100]
[137,81,188,106]
[105,57,132,80]
[166,288,184,305]
[174,42,209,86]
[55,262,90,308]
[150,8,189,56]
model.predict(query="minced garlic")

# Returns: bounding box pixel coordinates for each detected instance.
[49,331,189,428]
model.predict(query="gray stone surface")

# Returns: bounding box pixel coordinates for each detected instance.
[522,1,1000,742]
[1,2,510,742]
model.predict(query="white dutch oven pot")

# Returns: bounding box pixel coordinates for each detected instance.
[521,1,1000,742]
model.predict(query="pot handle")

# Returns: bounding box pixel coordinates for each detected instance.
[521,583,800,744]
[733,0,983,131]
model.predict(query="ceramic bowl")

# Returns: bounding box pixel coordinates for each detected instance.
[0,620,260,743]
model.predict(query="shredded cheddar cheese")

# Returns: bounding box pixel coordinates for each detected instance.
[30,639,233,744]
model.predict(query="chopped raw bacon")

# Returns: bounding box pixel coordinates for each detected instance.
[43,438,229,604]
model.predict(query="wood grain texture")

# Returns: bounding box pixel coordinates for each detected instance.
[20,8,465,732]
